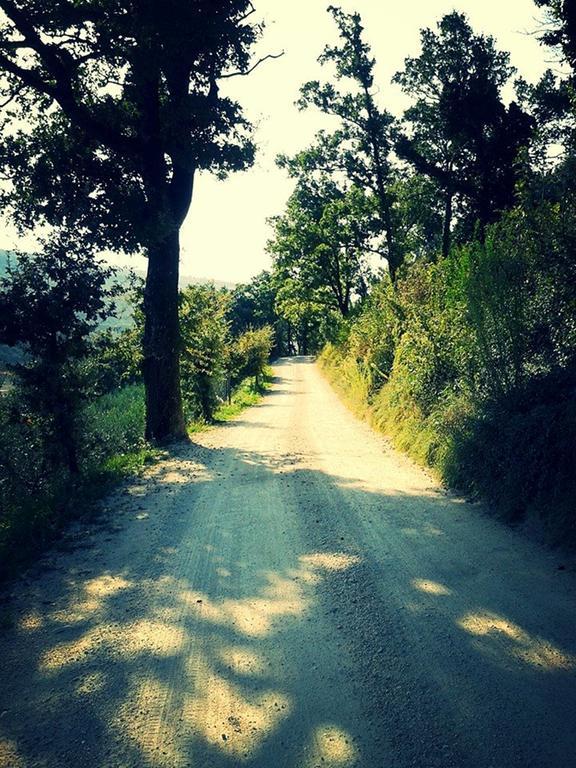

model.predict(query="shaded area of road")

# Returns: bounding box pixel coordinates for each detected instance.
[0,357,575,767]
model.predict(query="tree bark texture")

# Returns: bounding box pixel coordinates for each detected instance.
[143,227,187,443]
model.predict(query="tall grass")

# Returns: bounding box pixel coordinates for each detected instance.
[319,199,576,547]
[0,384,154,580]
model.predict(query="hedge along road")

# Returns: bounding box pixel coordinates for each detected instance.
[0,357,575,768]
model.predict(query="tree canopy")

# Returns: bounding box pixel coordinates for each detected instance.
[0,0,268,441]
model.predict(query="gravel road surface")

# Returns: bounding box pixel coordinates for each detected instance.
[1,357,575,768]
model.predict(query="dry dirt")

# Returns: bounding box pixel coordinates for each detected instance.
[1,357,575,768]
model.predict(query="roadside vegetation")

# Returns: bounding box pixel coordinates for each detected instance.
[0,265,274,580]
[266,3,576,545]
[0,0,574,577]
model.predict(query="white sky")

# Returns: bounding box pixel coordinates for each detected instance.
[182,0,549,283]
[0,0,550,283]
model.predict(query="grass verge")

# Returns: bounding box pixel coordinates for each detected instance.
[318,346,576,548]
[0,371,273,586]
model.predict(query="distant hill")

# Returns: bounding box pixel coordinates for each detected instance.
[179,273,236,291]
[0,250,237,339]
[0,250,235,290]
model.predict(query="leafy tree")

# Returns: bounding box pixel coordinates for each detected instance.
[274,275,330,355]
[524,2,576,160]
[0,238,117,474]
[89,327,143,394]
[268,181,376,320]
[394,12,534,250]
[392,173,445,262]
[0,0,273,442]
[180,284,230,422]
[294,6,400,279]
[231,326,274,388]
[228,271,292,356]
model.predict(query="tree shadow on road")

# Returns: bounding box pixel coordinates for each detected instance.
[0,425,575,768]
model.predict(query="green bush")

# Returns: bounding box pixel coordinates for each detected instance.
[0,383,148,579]
[320,195,576,544]
[449,366,576,544]
[231,326,275,389]
[180,284,230,422]
[81,383,146,469]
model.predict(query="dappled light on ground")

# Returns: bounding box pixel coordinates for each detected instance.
[47,572,133,624]
[148,457,214,483]
[304,724,358,767]
[18,612,43,632]
[179,573,307,639]
[0,738,25,768]
[72,573,132,616]
[219,646,267,677]
[30,548,361,764]
[75,670,107,696]
[299,553,360,572]
[183,656,292,761]
[39,616,186,672]
[412,579,452,596]
[458,611,576,671]
[179,552,360,639]
[114,677,186,767]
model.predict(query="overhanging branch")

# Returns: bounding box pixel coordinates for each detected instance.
[220,51,284,79]
[0,1,137,155]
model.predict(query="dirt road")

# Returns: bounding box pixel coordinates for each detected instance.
[1,358,575,768]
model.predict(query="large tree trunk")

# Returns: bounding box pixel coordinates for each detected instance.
[143,227,187,443]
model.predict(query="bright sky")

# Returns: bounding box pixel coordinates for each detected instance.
[181,0,549,283]
[0,0,550,283]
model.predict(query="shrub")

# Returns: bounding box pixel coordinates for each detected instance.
[180,284,230,422]
[231,326,275,389]
[320,195,576,544]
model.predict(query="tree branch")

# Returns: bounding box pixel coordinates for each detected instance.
[238,2,256,23]
[220,51,284,79]
[0,1,137,154]
[396,135,475,198]
[0,79,25,108]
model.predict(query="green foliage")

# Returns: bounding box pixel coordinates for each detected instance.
[213,370,272,423]
[0,1,261,249]
[0,383,152,579]
[0,0,269,442]
[267,179,377,348]
[228,271,292,356]
[82,384,147,470]
[231,327,275,388]
[320,191,576,544]
[179,285,275,422]
[89,327,143,394]
[394,12,534,246]
[0,239,120,474]
[292,5,400,276]
[180,284,231,422]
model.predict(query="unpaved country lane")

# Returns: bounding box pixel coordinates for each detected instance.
[1,357,575,768]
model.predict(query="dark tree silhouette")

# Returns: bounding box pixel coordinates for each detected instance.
[0,238,117,474]
[295,6,399,280]
[536,0,576,68]
[0,0,273,442]
[394,12,534,250]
